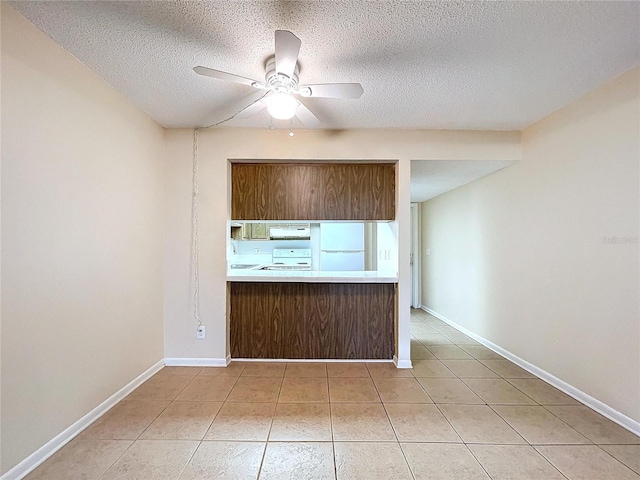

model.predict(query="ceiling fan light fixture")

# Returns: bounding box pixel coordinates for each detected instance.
[267,92,299,120]
[193,30,363,128]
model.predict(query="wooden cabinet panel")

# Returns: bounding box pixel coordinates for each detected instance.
[332,284,362,359]
[231,163,395,221]
[229,282,252,357]
[365,283,396,359]
[282,284,307,359]
[254,164,271,219]
[230,282,395,359]
[320,166,348,220]
[268,164,288,218]
[230,283,285,358]
[346,164,368,220]
[368,164,396,221]
[231,164,253,222]
[299,284,338,358]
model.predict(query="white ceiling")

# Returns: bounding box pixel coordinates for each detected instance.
[7,1,639,203]
[9,1,640,131]
[411,160,514,203]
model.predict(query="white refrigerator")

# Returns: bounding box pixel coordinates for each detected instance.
[319,223,365,271]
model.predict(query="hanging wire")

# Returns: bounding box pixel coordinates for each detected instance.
[190,91,273,332]
[201,91,270,129]
[191,128,201,331]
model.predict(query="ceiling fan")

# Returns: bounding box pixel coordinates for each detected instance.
[193,30,364,128]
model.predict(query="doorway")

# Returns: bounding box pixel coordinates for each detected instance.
[410,203,420,308]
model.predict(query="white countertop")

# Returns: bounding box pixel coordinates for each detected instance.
[227,269,398,283]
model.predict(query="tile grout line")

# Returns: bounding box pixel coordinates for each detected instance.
[462,442,499,480]
[254,440,269,480]
[107,367,265,479]
[537,404,596,444]
[96,371,200,480]
[396,442,417,480]
[198,377,237,442]
[247,364,284,480]
[120,373,196,441]
[593,444,640,476]
[530,446,578,480]
[328,373,338,480]
[175,439,202,480]
[95,440,137,480]
[485,402,582,447]
[377,395,414,479]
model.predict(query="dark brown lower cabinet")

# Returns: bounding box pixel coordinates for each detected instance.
[229,282,396,359]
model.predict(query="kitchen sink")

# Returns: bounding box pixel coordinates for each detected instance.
[259,265,312,271]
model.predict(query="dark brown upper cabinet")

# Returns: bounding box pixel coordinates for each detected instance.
[231,162,395,220]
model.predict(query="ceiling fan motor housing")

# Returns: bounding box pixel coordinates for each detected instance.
[265,57,299,92]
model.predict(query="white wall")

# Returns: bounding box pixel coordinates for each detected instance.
[376,222,399,274]
[421,66,640,423]
[1,5,166,473]
[162,128,521,366]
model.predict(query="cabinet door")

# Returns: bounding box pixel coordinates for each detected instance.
[251,223,269,239]
[231,163,395,221]
[370,164,396,220]
[230,282,285,358]
[230,226,243,240]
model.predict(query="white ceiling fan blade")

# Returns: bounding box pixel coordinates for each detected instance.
[193,66,263,88]
[295,100,321,128]
[299,83,364,99]
[235,99,268,119]
[274,30,301,78]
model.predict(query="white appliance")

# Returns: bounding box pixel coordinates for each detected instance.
[269,225,311,240]
[267,248,312,270]
[320,223,365,271]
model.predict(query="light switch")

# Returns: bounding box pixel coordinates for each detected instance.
[425,248,431,256]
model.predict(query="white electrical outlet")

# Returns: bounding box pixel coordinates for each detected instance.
[253,248,261,253]
[196,326,205,339]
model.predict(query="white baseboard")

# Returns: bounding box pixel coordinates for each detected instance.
[1,359,164,480]
[231,358,394,363]
[421,306,640,437]
[164,357,229,367]
[393,355,413,369]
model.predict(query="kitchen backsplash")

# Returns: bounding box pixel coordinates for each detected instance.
[232,239,312,255]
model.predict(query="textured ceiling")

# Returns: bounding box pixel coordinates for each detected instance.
[9,1,640,131]
[411,160,514,202]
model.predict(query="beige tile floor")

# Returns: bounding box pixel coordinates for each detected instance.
[26,309,640,479]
